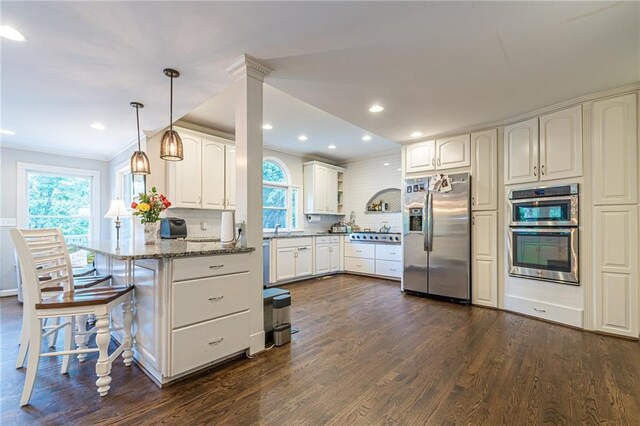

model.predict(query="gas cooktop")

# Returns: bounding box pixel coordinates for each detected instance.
[349,232,401,243]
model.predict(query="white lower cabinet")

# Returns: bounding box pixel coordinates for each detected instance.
[315,237,341,275]
[171,310,250,376]
[315,244,331,274]
[345,257,375,274]
[330,242,341,272]
[375,260,402,278]
[594,205,639,338]
[274,238,313,281]
[472,211,498,307]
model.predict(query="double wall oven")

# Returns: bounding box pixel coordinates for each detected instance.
[508,184,579,285]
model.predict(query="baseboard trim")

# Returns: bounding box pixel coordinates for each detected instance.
[0,289,18,298]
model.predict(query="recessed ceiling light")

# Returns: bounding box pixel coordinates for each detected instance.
[0,129,15,135]
[90,122,106,130]
[0,26,26,42]
[262,124,273,130]
[362,135,372,141]
[298,135,308,141]
[410,131,423,138]
[328,144,336,150]
[369,104,384,113]
[383,162,390,166]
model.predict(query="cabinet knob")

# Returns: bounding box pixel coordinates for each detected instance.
[533,166,537,177]
[541,165,545,175]
[437,157,441,166]
[472,197,475,206]
[432,158,436,166]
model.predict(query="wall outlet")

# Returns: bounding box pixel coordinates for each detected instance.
[0,218,17,227]
[200,221,208,231]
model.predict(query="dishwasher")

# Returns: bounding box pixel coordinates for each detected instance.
[263,238,270,286]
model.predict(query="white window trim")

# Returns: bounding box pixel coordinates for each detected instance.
[263,157,301,232]
[16,162,101,241]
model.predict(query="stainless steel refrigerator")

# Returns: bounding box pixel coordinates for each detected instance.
[402,172,471,302]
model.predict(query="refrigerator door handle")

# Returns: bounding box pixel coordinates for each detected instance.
[425,192,433,251]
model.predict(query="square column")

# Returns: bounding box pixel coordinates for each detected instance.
[227,54,271,354]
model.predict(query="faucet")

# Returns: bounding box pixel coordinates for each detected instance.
[274,224,281,236]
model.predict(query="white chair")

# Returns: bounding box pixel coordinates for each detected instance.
[11,228,134,407]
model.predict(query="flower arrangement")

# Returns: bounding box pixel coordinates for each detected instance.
[131,186,171,224]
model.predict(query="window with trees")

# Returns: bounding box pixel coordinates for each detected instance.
[17,163,100,248]
[263,158,301,231]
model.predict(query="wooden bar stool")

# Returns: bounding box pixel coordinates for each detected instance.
[11,228,134,407]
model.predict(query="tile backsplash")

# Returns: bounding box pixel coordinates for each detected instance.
[342,151,402,233]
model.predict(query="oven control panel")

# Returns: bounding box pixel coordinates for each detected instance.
[349,233,401,243]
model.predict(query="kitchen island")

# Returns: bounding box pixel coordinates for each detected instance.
[76,239,258,386]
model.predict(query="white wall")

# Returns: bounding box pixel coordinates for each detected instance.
[0,147,111,294]
[342,150,402,233]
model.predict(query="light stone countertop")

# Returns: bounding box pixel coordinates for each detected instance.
[75,239,255,260]
[262,232,350,240]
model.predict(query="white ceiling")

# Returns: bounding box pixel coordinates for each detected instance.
[183,84,397,162]
[1,2,638,160]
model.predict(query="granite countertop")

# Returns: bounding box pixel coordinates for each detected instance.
[262,232,350,240]
[75,240,255,260]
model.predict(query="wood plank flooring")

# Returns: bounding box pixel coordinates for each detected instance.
[1,274,639,425]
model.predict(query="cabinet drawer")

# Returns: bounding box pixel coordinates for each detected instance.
[173,254,251,281]
[276,237,313,248]
[172,272,251,328]
[376,260,402,278]
[344,257,375,274]
[315,236,331,244]
[171,310,250,376]
[344,242,375,259]
[375,244,402,261]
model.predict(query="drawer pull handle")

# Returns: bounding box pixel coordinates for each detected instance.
[208,338,224,346]
[533,308,546,313]
[390,268,396,271]
[356,250,362,253]
[356,264,362,267]
[209,265,224,269]
[298,247,308,250]
[208,296,224,302]
[389,252,396,255]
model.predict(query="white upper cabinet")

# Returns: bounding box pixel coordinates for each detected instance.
[405,140,436,173]
[167,129,235,210]
[326,168,339,214]
[304,161,345,215]
[539,105,583,181]
[225,145,236,210]
[172,133,202,208]
[504,118,539,185]
[471,129,498,211]
[201,140,225,210]
[435,134,471,170]
[592,93,638,205]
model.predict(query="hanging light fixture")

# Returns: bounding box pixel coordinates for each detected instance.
[160,68,183,161]
[129,102,151,175]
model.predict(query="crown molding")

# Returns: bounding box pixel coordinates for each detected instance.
[226,53,273,82]
[399,81,640,145]
[106,139,139,162]
[0,142,110,162]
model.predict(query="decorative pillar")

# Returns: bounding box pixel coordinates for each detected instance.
[227,54,272,354]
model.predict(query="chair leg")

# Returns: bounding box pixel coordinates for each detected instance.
[48,317,60,348]
[95,313,112,397]
[16,303,29,369]
[122,299,134,367]
[20,318,42,407]
[75,314,89,362]
[61,316,74,375]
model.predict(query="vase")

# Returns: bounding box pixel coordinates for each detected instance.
[143,222,158,245]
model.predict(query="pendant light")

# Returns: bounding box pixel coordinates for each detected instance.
[160,68,183,161]
[129,102,151,175]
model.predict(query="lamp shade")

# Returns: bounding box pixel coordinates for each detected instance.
[131,150,151,175]
[160,129,183,161]
[104,200,129,218]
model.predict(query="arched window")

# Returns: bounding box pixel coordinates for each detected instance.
[263,158,300,231]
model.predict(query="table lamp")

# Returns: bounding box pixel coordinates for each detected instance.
[104,199,129,244]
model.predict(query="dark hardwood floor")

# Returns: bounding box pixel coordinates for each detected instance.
[1,275,639,425]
